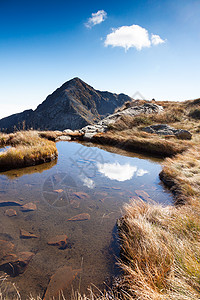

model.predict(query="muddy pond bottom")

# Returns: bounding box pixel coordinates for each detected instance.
[0,141,172,299]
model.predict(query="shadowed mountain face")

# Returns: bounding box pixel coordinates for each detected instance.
[0,78,132,132]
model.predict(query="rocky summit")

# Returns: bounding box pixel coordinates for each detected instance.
[0,78,132,132]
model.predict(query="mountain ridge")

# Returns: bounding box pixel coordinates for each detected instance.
[0,77,132,132]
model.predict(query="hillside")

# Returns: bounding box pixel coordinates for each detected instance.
[0,78,132,132]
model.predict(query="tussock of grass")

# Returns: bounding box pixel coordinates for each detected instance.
[94,129,189,157]
[118,198,200,299]
[117,144,200,299]
[0,131,58,171]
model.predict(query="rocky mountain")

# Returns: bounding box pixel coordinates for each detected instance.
[0,78,132,132]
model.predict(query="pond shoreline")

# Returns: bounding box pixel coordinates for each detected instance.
[0,128,200,299]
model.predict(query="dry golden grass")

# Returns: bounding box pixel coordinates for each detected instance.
[117,142,200,299]
[0,131,58,171]
[1,99,200,299]
[95,129,190,157]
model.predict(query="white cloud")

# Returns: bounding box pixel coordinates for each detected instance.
[151,34,165,46]
[85,10,107,28]
[80,175,95,189]
[97,162,137,181]
[136,169,149,177]
[104,24,165,51]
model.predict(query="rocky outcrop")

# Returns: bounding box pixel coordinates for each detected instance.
[77,103,164,141]
[142,124,192,140]
[0,78,132,132]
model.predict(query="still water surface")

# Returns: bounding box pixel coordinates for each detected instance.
[0,141,172,298]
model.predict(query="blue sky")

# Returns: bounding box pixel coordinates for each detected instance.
[0,0,200,118]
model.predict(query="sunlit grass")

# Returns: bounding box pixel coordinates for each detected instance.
[0,131,58,171]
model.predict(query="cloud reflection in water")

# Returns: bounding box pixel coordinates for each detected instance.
[97,162,149,182]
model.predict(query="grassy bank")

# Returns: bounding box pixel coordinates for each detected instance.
[93,99,200,299]
[1,99,200,299]
[0,131,58,171]
[117,146,200,299]
[94,129,190,157]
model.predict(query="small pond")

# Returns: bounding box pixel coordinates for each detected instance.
[0,141,172,299]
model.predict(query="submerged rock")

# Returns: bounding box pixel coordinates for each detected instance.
[5,209,17,217]
[0,240,15,263]
[69,199,80,209]
[44,266,81,300]
[20,229,38,239]
[72,192,90,199]
[53,189,64,193]
[47,235,68,249]
[67,213,90,221]
[21,202,37,212]
[0,250,35,276]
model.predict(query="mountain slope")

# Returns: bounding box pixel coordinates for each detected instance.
[0,78,132,132]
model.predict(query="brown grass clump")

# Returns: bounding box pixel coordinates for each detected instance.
[0,131,58,171]
[94,129,189,157]
[117,143,200,299]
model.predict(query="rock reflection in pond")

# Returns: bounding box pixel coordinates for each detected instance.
[0,141,173,298]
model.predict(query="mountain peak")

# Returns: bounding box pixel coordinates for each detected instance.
[0,78,132,132]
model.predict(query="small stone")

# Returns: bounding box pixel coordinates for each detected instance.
[63,129,74,135]
[0,240,15,262]
[44,266,81,300]
[175,130,192,140]
[0,251,34,276]
[72,192,89,199]
[5,209,17,217]
[47,235,68,249]
[53,189,64,193]
[67,213,90,221]
[20,229,38,239]
[69,199,80,209]
[55,135,71,142]
[21,202,37,212]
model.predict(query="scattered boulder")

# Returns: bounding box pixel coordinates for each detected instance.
[44,266,81,300]
[5,209,17,217]
[175,129,192,140]
[142,124,192,140]
[21,202,37,212]
[55,135,71,142]
[63,129,74,135]
[20,229,38,239]
[67,213,90,221]
[47,235,68,249]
